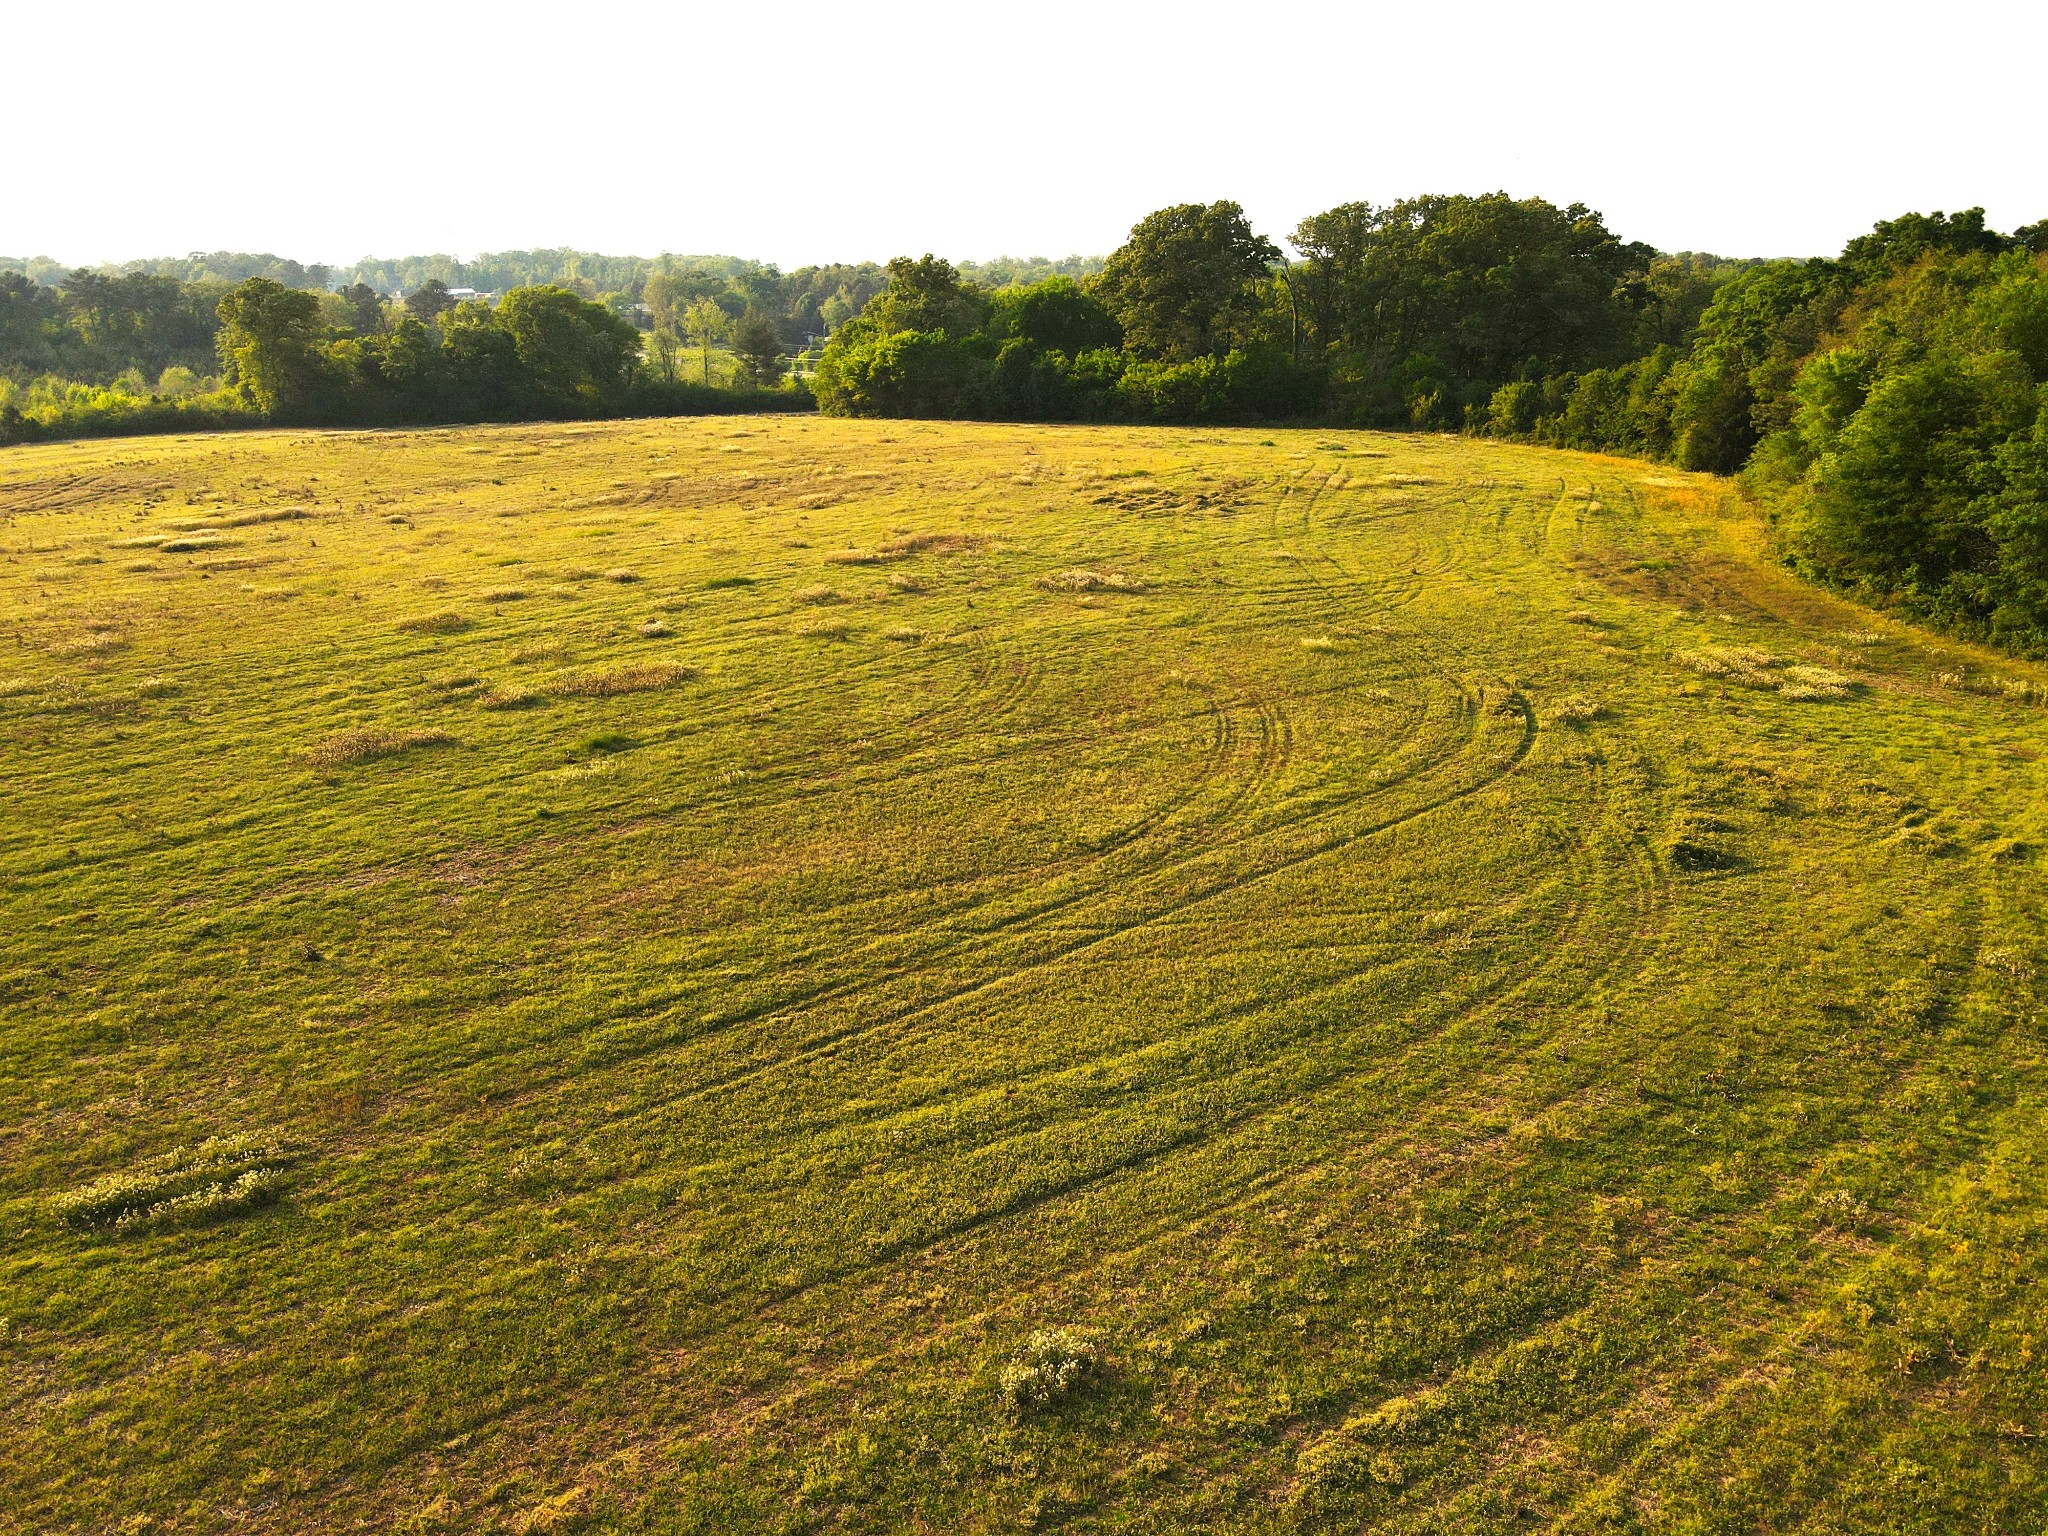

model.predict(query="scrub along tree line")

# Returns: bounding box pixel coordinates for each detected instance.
[813,198,2048,654]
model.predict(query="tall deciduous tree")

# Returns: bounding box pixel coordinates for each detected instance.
[683,299,726,384]
[862,256,988,338]
[493,286,640,409]
[1091,202,1279,362]
[215,278,327,415]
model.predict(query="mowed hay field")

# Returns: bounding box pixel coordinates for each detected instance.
[5,417,2048,1535]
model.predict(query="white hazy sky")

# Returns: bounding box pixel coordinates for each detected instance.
[8,0,2044,272]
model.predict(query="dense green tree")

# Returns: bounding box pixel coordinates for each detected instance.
[861,256,988,338]
[1091,202,1278,363]
[215,278,328,415]
[1292,194,1654,423]
[438,302,523,414]
[338,282,387,335]
[1840,208,2013,277]
[814,327,986,417]
[994,276,1121,355]
[404,279,456,323]
[493,286,640,409]
[0,272,64,378]
[729,311,786,389]
[1987,401,2048,637]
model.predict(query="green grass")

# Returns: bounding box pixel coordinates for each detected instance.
[4,418,2048,1532]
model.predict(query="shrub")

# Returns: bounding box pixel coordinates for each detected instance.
[999,1329,1096,1411]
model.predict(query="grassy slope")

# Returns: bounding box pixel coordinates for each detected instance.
[3,419,2047,1534]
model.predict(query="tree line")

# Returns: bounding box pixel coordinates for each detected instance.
[809,197,2048,653]
[7,201,2048,652]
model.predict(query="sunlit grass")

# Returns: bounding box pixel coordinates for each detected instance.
[4,417,2047,1533]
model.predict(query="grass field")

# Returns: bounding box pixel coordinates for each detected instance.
[5,417,2048,1533]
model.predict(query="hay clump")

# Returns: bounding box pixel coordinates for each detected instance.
[1676,646,1855,699]
[306,727,456,768]
[396,610,473,636]
[1037,569,1146,594]
[554,663,695,696]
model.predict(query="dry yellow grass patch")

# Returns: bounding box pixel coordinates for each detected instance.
[305,727,456,768]
[553,663,696,696]
[480,686,546,710]
[396,610,474,635]
[1038,569,1147,594]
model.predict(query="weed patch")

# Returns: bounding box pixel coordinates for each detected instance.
[999,1330,1096,1412]
[52,1135,291,1233]
[1939,670,2048,706]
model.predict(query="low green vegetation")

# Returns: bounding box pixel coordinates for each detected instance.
[5,417,2048,1531]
